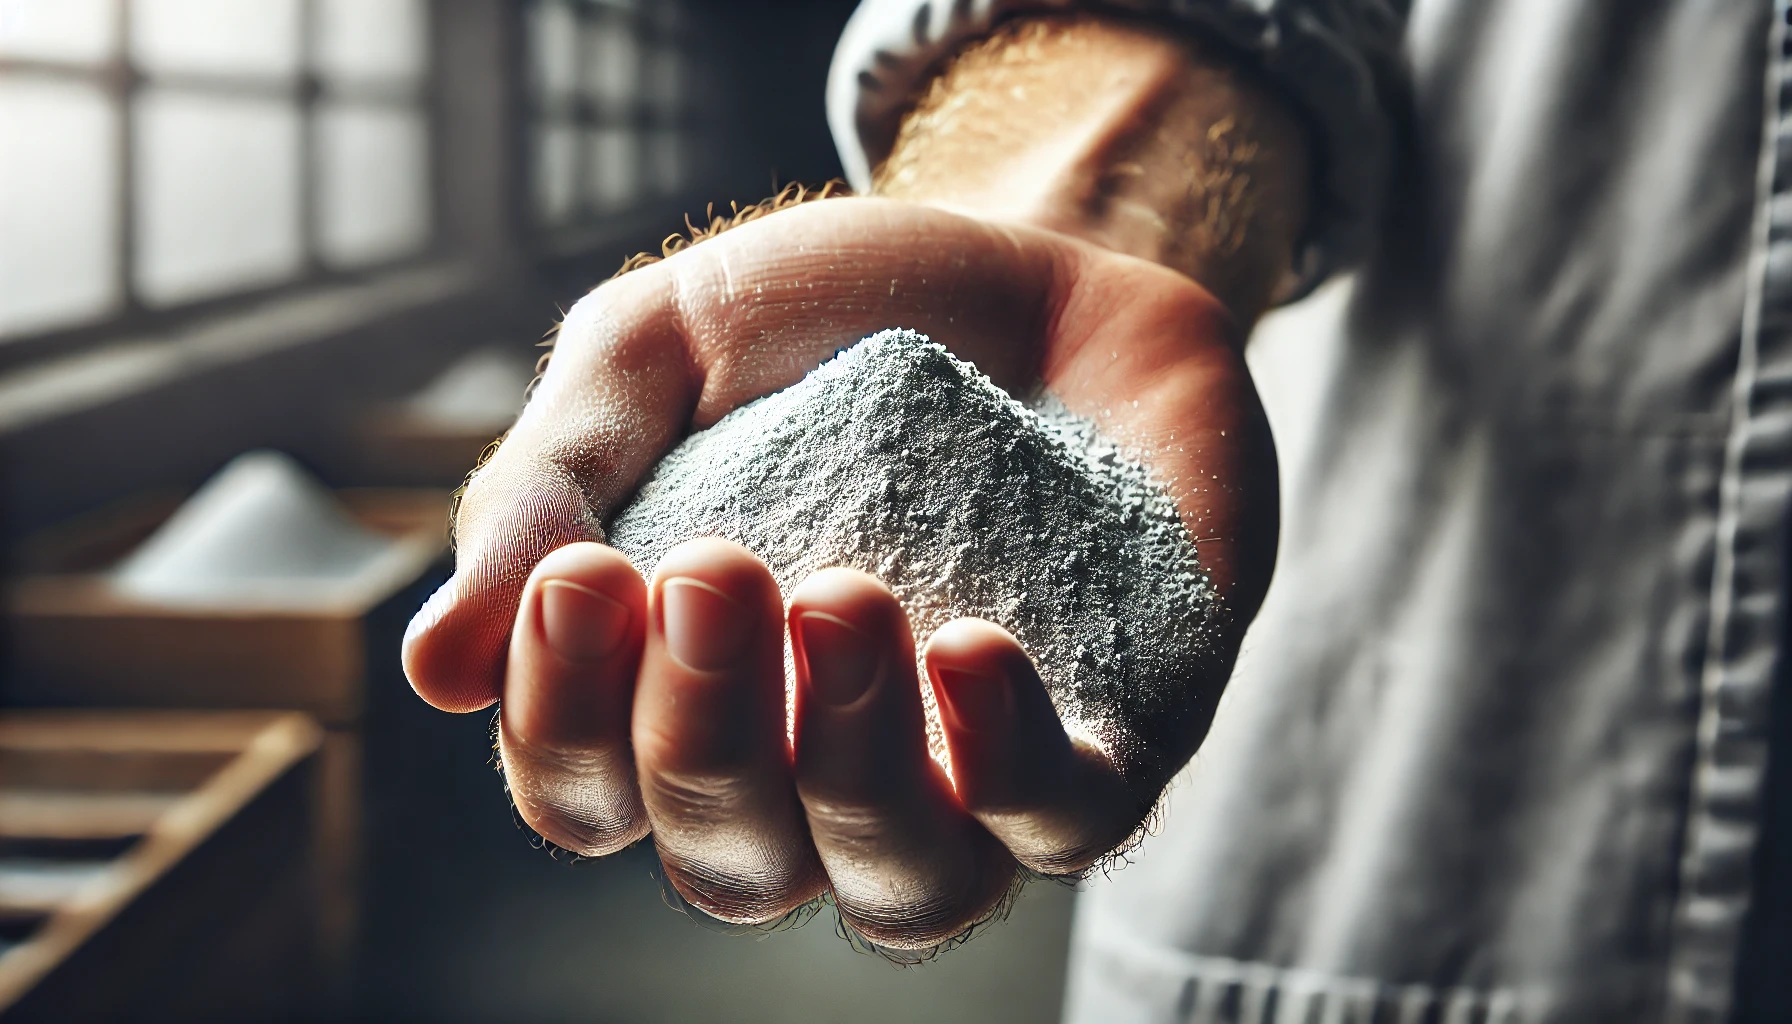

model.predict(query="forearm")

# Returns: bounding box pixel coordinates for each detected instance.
[872,14,1312,327]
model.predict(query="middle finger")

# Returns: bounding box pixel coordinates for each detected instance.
[632,538,825,924]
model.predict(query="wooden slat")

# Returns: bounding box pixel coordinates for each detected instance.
[0,711,322,1014]
[0,862,114,917]
[0,792,180,841]
[0,751,229,793]
[0,711,294,753]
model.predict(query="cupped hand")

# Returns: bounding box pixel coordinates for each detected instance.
[402,196,1277,948]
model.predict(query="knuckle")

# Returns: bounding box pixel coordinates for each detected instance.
[971,747,1146,876]
[658,853,819,926]
[564,277,670,366]
[803,808,1019,949]
[795,791,904,850]
[556,288,633,363]
[641,766,753,823]
[514,791,648,858]
[1012,839,1108,877]
[642,771,826,924]
[457,465,594,558]
[500,735,647,857]
[980,805,1139,876]
[830,869,1016,950]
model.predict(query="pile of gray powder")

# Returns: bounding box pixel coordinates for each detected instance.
[607,329,1220,780]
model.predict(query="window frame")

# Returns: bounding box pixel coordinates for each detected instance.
[0,0,446,374]
[517,0,699,258]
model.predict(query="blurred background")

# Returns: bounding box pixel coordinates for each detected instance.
[0,1,1076,1021]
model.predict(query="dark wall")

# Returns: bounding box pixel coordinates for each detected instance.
[686,0,861,198]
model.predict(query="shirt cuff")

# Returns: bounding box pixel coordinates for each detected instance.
[826,0,1403,302]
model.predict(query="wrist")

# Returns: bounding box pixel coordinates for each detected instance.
[872,14,1311,326]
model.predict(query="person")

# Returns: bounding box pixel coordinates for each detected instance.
[403,2,1790,1020]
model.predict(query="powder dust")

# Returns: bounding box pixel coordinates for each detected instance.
[606,329,1219,780]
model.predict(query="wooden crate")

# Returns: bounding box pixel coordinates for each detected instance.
[1,488,451,996]
[3,488,451,727]
[0,711,323,1022]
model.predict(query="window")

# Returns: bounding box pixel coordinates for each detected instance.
[525,0,692,242]
[0,0,433,350]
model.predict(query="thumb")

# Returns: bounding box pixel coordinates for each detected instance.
[400,265,689,714]
[402,460,603,713]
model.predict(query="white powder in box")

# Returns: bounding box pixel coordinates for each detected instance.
[607,329,1220,782]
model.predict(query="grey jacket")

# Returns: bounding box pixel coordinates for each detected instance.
[831,2,1787,1021]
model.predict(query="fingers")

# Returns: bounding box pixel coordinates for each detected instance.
[480,541,1141,942]
[925,618,1141,876]
[788,569,1017,949]
[631,539,826,924]
[497,542,651,856]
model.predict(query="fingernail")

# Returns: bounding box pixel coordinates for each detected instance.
[934,667,1013,732]
[797,612,881,706]
[540,579,630,661]
[661,577,751,672]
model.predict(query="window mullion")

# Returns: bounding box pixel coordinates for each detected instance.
[113,0,141,318]
[634,5,649,192]
[571,4,593,221]
[299,0,323,278]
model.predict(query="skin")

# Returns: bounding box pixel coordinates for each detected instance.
[403,14,1308,950]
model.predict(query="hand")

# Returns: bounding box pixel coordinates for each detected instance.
[401,195,1278,948]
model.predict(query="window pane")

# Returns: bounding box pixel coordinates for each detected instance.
[317,104,429,267]
[585,127,638,211]
[0,0,115,63]
[133,0,301,78]
[648,129,682,196]
[528,1,578,104]
[533,123,577,224]
[583,18,637,109]
[0,77,117,336]
[314,0,427,86]
[135,90,302,304]
[645,44,681,115]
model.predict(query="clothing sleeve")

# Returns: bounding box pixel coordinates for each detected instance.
[826,0,1408,300]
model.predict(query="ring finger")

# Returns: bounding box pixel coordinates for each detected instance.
[789,568,1016,949]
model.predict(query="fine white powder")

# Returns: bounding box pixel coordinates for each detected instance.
[607,330,1219,780]
[114,450,406,608]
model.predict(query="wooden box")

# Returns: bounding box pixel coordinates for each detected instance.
[1,488,451,991]
[0,711,323,1022]
[3,488,451,727]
